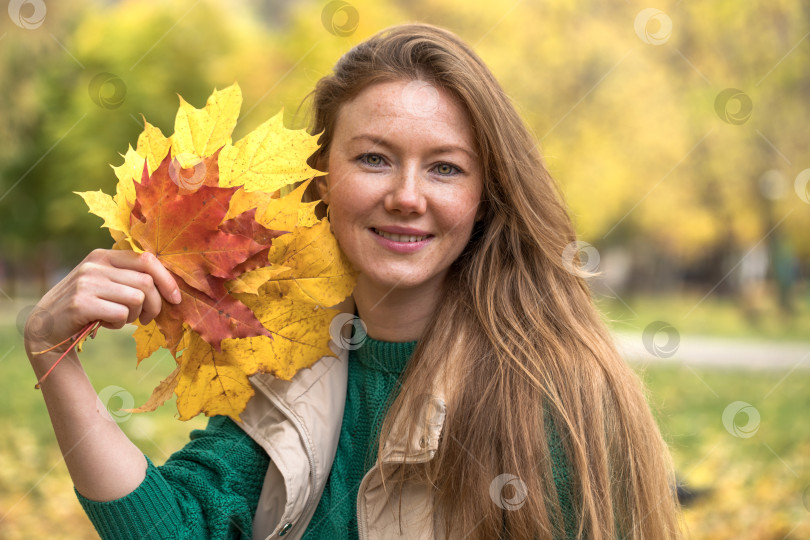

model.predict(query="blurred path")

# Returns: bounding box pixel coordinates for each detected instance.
[613,331,810,370]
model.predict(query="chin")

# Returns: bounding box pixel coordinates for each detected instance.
[359,271,433,292]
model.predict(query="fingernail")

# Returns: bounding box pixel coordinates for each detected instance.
[172,290,181,304]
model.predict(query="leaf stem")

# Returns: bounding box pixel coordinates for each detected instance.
[32,333,77,355]
[34,320,101,389]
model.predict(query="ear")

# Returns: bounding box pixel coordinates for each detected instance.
[314,175,330,204]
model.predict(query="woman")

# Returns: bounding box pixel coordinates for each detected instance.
[24,23,682,539]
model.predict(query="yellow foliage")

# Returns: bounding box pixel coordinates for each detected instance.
[132,319,166,366]
[175,331,255,421]
[226,297,339,382]
[219,109,324,192]
[136,120,171,175]
[73,190,128,234]
[172,84,241,161]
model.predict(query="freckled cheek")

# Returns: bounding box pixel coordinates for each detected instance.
[325,199,374,252]
[325,168,354,202]
[328,169,381,207]
[328,219,362,262]
[434,192,481,237]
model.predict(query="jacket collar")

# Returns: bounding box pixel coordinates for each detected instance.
[239,296,454,539]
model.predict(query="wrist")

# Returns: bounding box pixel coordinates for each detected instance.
[28,347,84,389]
[23,306,60,356]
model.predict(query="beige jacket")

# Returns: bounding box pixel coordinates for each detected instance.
[235,315,448,540]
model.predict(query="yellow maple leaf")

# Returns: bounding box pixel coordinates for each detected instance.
[136,119,171,174]
[226,264,292,295]
[219,109,325,192]
[174,331,255,421]
[226,177,320,231]
[172,83,241,162]
[74,190,128,234]
[225,295,339,382]
[229,218,356,307]
[110,145,144,205]
[132,319,166,365]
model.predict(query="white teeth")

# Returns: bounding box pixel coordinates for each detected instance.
[374,228,428,242]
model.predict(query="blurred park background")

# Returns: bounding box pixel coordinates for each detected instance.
[1,0,809,538]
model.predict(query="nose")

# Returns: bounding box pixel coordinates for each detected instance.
[383,163,427,215]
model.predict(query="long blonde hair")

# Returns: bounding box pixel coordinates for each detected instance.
[300,22,681,539]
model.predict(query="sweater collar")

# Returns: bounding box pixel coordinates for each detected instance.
[352,335,417,374]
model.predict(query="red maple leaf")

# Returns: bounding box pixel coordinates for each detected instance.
[155,273,273,352]
[129,150,285,350]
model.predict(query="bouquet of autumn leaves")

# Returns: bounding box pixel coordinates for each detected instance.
[73,83,356,422]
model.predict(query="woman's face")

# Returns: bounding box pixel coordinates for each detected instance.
[317,79,484,294]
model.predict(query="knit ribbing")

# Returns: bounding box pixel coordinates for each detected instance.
[353,335,416,373]
[75,415,269,539]
[76,455,186,539]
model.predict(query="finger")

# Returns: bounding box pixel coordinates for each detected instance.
[73,262,145,326]
[87,297,131,330]
[90,280,147,325]
[97,266,163,324]
[107,251,182,305]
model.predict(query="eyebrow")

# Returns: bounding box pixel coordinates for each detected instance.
[349,134,477,160]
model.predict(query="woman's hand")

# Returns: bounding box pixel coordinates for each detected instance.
[24,249,181,354]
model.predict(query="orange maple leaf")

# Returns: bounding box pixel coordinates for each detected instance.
[129,151,285,350]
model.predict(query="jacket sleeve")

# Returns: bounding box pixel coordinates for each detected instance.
[75,415,271,540]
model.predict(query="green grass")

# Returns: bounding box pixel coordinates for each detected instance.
[636,363,810,539]
[597,289,810,342]
[1,299,808,539]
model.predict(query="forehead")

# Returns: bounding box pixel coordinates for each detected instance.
[334,79,475,149]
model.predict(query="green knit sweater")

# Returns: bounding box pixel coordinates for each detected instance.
[301,336,416,538]
[76,337,575,539]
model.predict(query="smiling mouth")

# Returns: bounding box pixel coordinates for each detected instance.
[371,228,432,243]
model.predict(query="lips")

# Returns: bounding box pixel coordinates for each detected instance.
[373,224,431,234]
